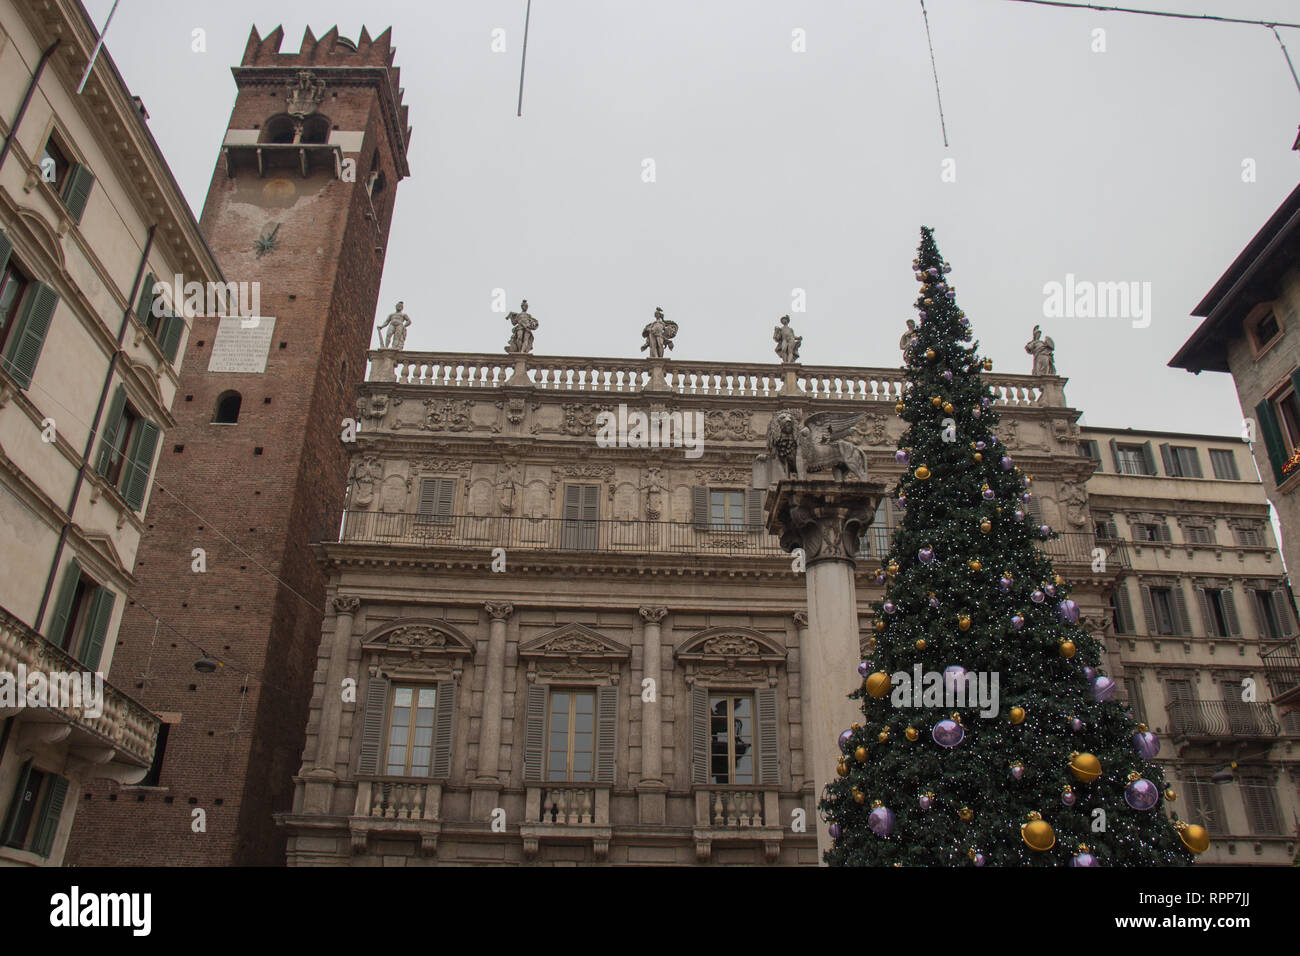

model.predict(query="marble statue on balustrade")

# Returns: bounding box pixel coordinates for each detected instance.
[640,307,677,359]
[1025,324,1056,376]
[900,319,918,353]
[752,408,870,489]
[505,300,538,354]
[377,301,411,350]
[774,315,802,364]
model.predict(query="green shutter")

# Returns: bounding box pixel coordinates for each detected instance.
[1222,589,1241,636]
[1113,583,1135,634]
[77,586,115,669]
[96,385,127,477]
[756,686,779,786]
[435,478,456,518]
[356,674,389,776]
[46,558,82,647]
[692,486,708,530]
[1140,442,1158,476]
[120,419,160,511]
[158,313,184,363]
[1159,442,1176,476]
[1,761,33,847]
[29,775,68,858]
[1108,438,1121,472]
[0,231,12,273]
[690,683,709,785]
[2,281,58,389]
[134,273,155,326]
[595,684,617,785]
[522,683,547,783]
[745,487,764,532]
[1171,583,1191,636]
[431,679,455,778]
[1139,585,1157,635]
[1255,399,1286,485]
[61,164,95,223]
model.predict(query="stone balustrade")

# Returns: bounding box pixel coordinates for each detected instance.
[0,604,158,768]
[363,779,437,820]
[538,786,597,825]
[367,351,1062,406]
[706,788,766,827]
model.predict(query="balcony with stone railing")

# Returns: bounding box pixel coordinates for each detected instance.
[521,784,611,860]
[692,786,784,862]
[366,350,1062,407]
[349,776,443,855]
[0,604,158,774]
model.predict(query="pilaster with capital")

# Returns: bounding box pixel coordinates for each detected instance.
[304,595,362,814]
[476,602,514,783]
[638,606,668,786]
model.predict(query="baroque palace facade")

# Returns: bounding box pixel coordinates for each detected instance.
[280,348,1119,865]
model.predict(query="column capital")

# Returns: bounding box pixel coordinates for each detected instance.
[484,601,515,621]
[792,611,809,627]
[332,595,361,615]
[639,606,669,623]
[765,479,886,567]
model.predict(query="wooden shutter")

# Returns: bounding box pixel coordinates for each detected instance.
[1171,583,1191,636]
[0,231,11,273]
[356,674,389,775]
[1222,589,1241,636]
[755,686,779,786]
[1139,585,1157,635]
[522,683,547,782]
[1122,677,1146,724]
[96,385,128,477]
[2,281,58,389]
[417,477,439,520]
[745,487,764,532]
[1255,399,1287,484]
[1159,443,1176,476]
[595,684,617,784]
[29,775,68,859]
[692,486,709,530]
[77,586,114,669]
[432,679,455,778]
[1106,438,1119,471]
[158,313,184,364]
[61,164,95,222]
[1113,583,1135,634]
[1195,588,1216,637]
[1274,590,1297,637]
[1184,449,1203,479]
[435,478,456,518]
[1241,778,1281,835]
[46,559,81,646]
[121,419,160,511]
[0,761,33,846]
[1140,442,1157,476]
[1154,521,1172,543]
[134,273,155,326]
[1027,496,1043,524]
[690,683,709,785]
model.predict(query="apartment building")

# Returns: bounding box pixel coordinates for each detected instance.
[1081,426,1300,863]
[0,0,221,864]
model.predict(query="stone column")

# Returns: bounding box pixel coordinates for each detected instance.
[303,595,360,815]
[765,478,884,863]
[791,611,809,791]
[476,602,514,782]
[638,605,668,774]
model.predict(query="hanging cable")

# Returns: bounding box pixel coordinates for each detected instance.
[919,1,950,148]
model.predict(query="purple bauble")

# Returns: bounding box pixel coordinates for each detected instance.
[1045,584,1056,597]
[1125,777,1159,811]
[918,793,933,810]
[927,267,940,278]
[989,435,998,446]
[883,601,897,615]
[972,407,980,418]
[857,661,872,678]
[918,547,934,564]
[1031,589,1045,604]
[934,282,947,293]
[1010,615,1024,631]
[928,595,940,608]
[942,370,953,382]
[876,572,887,585]
[1070,851,1099,867]
[975,441,986,451]
[838,729,853,752]
[894,449,909,465]
[868,804,896,837]
[1057,600,1080,624]
[960,316,971,328]
[917,310,927,320]
[999,575,1012,591]
[1091,675,1117,702]
[1014,509,1026,522]
[973,852,986,866]
[1039,524,1052,537]
[1062,789,1077,807]
[932,719,964,748]
[1022,492,1032,504]
[897,495,908,509]
[981,397,992,409]
[1010,764,1024,781]
[1000,456,1014,471]
[1070,717,1083,732]
[982,487,995,501]
[1083,666,1097,681]
[945,290,956,300]
[829,823,842,840]
[943,665,968,689]
[1133,730,1160,760]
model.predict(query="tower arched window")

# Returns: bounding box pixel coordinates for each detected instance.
[213,391,242,424]
[300,115,331,145]
[260,114,297,145]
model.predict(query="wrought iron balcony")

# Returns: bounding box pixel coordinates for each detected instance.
[1165,699,1281,740]
[1261,640,1300,708]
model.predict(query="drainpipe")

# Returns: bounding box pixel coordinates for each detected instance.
[0,40,61,174]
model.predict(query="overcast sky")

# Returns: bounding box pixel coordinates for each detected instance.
[84,0,1300,437]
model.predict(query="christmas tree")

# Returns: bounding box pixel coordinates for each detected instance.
[819,227,1202,866]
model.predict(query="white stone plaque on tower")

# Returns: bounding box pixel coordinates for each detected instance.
[208,315,276,373]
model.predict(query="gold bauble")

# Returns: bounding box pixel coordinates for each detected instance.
[982,358,993,371]
[851,722,862,731]
[980,519,992,534]
[1165,788,1177,802]
[1069,752,1102,783]
[943,402,954,414]
[878,729,890,743]
[895,402,905,414]
[1021,816,1056,851]
[875,619,886,632]
[1177,823,1210,854]
[865,672,892,698]
[1059,640,1076,659]
[930,396,942,407]
[968,559,982,572]
[888,562,899,576]
[905,727,919,741]
[836,760,849,777]
[973,452,983,462]
[958,807,973,822]
[1054,574,1064,586]
[924,298,933,306]
[852,788,866,804]
[957,614,971,631]
[915,465,931,480]
[854,746,868,763]
[1009,706,1026,724]
[915,638,928,651]
[925,348,936,360]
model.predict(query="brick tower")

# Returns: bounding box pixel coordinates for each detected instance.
[67,26,410,866]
